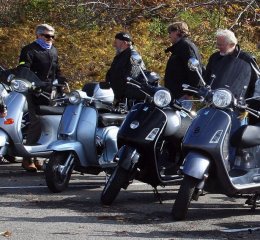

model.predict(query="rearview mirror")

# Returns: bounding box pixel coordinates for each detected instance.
[188,58,200,71]
[130,56,142,66]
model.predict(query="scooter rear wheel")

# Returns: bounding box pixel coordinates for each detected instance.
[172,175,198,221]
[45,152,73,193]
[101,166,129,205]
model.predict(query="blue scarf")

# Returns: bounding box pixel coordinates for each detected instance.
[35,38,52,50]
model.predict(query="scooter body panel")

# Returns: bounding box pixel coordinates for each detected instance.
[182,107,260,195]
[118,103,167,147]
[96,126,119,165]
[0,92,26,143]
[76,106,98,166]
[117,102,185,185]
[58,103,83,137]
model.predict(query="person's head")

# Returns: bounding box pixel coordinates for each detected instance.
[167,21,190,44]
[215,29,237,55]
[35,24,55,45]
[113,32,132,54]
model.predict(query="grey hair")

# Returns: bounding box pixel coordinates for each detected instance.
[35,24,55,35]
[216,29,238,45]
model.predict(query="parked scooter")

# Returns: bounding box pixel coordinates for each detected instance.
[44,82,126,193]
[172,58,260,220]
[0,67,66,165]
[100,64,195,205]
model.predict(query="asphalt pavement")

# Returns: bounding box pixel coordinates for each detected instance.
[0,161,259,240]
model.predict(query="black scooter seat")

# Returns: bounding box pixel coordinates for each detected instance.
[36,105,64,115]
[230,124,260,148]
[98,113,126,127]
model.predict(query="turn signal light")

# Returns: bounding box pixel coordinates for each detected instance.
[4,118,14,125]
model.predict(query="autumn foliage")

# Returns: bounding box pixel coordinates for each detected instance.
[0,0,259,89]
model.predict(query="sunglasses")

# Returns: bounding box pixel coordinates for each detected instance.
[42,34,55,39]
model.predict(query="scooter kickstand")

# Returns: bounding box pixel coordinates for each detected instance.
[153,187,162,204]
[245,194,259,211]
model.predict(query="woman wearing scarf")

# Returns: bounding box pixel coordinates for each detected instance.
[18,24,63,172]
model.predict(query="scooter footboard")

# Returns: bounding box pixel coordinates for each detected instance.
[182,151,210,179]
[118,145,140,171]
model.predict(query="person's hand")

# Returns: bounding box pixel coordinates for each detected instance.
[57,76,67,85]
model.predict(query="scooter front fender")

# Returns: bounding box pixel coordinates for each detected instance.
[47,140,85,163]
[118,145,140,171]
[182,151,210,180]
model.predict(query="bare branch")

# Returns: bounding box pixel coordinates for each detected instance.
[230,0,256,29]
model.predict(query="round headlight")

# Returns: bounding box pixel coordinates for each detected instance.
[153,89,171,108]
[11,79,30,92]
[212,89,232,108]
[69,91,81,104]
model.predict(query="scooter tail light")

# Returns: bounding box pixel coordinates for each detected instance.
[4,118,14,125]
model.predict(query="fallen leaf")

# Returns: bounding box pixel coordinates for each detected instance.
[0,230,12,237]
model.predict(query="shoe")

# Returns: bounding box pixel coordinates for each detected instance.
[22,159,37,172]
[34,159,43,171]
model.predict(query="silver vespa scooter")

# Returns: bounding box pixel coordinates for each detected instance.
[45,82,126,193]
[0,68,64,165]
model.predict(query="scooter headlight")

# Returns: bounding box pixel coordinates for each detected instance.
[11,79,30,93]
[212,89,232,108]
[69,91,82,104]
[153,89,171,108]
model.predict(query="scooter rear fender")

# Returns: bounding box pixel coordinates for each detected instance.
[182,151,210,180]
[118,145,140,171]
[47,140,85,164]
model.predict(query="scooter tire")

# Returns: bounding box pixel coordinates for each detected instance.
[172,175,198,221]
[45,152,73,193]
[101,166,129,205]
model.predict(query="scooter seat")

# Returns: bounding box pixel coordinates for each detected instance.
[36,105,64,115]
[98,113,126,127]
[230,124,260,148]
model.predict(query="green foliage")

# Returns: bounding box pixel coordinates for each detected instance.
[148,18,167,36]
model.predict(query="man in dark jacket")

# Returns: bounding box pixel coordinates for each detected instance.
[105,32,145,103]
[205,29,258,99]
[205,29,260,124]
[19,23,63,171]
[164,21,203,100]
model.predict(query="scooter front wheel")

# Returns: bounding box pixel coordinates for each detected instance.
[101,166,129,205]
[172,175,198,221]
[45,152,74,193]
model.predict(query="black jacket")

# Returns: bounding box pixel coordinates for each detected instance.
[205,45,258,99]
[19,41,61,83]
[106,47,145,100]
[164,37,202,99]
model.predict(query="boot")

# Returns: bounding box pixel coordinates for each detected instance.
[34,159,43,171]
[22,158,37,172]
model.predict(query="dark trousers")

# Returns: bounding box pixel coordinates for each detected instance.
[25,94,42,146]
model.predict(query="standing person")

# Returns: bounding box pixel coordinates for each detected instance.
[105,32,146,104]
[164,21,203,100]
[205,29,260,124]
[205,29,259,99]
[18,23,64,171]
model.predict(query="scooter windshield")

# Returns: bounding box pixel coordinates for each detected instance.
[14,67,42,85]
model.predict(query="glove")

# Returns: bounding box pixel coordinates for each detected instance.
[57,76,67,85]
